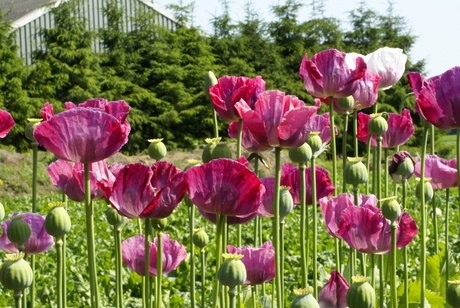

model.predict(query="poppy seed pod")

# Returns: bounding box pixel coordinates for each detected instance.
[192,228,209,249]
[307,132,323,154]
[184,159,201,171]
[290,287,320,308]
[202,137,220,163]
[211,142,233,160]
[105,207,128,230]
[346,276,375,308]
[415,178,434,202]
[289,142,312,165]
[24,118,42,142]
[337,96,355,111]
[151,218,168,231]
[344,157,368,186]
[280,186,294,220]
[148,138,167,161]
[368,113,388,136]
[380,197,401,222]
[0,252,34,291]
[218,253,247,287]
[45,204,71,239]
[447,280,460,308]
[7,217,31,251]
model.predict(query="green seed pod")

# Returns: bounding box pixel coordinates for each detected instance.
[307,132,323,154]
[151,218,168,231]
[148,138,167,161]
[184,159,201,171]
[211,142,233,160]
[105,207,128,230]
[415,178,434,202]
[218,254,247,287]
[289,143,312,165]
[380,197,401,222]
[24,118,42,142]
[368,113,388,136]
[447,280,460,308]
[290,287,320,308]
[280,187,294,220]
[45,204,71,239]
[204,71,218,97]
[202,137,220,163]
[337,96,355,111]
[7,217,31,251]
[344,157,368,186]
[193,228,209,249]
[0,202,5,221]
[346,276,375,308]
[0,252,34,291]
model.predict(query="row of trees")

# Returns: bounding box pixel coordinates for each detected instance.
[0,0,425,154]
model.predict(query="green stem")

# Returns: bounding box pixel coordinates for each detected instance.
[365,134,372,195]
[156,232,163,308]
[402,179,409,308]
[445,188,450,296]
[212,215,225,308]
[299,164,308,288]
[56,239,63,308]
[84,163,99,308]
[328,98,337,193]
[29,142,38,308]
[273,147,283,308]
[390,222,398,308]
[342,113,349,194]
[200,249,206,308]
[432,190,439,254]
[212,109,219,139]
[228,286,237,308]
[311,158,318,298]
[376,136,384,308]
[144,219,151,308]
[14,292,22,308]
[420,126,429,307]
[61,192,67,308]
[187,198,196,308]
[280,220,285,296]
[354,110,359,157]
[115,229,123,308]
[384,148,389,197]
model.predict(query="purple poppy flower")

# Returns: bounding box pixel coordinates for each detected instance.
[318,270,349,308]
[0,109,14,138]
[414,155,457,190]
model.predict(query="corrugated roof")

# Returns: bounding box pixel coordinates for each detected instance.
[0,0,55,21]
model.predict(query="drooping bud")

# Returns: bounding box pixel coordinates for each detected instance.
[105,207,128,230]
[193,228,209,249]
[7,216,31,251]
[380,197,401,222]
[344,157,368,186]
[25,118,42,142]
[346,276,375,308]
[389,151,415,184]
[148,138,167,161]
[290,287,320,308]
[289,142,312,165]
[280,186,294,220]
[0,252,34,291]
[202,137,220,163]
[447,280,460,308]
[368,113,388,136]
[307,132,323,154]
[204,71,218,98]
[415,178,434,202]
[45,203,71,239]
[218,253,247,287]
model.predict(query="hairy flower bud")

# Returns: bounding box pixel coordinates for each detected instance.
[204,71,218,97]
[148,138,167,161]
[280,186,294,220]
[25,118,42,142]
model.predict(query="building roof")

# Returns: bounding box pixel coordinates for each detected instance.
[0,0,56,23]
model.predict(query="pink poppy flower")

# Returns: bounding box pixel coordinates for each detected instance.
[47,159,115,202]
[318,270,349,308]
[0,213,54,255]
[99,162,186,220]
[226,241,275,285]
[122,234,186,276]
[408,67,460,130]
[305,111,338,144]
[338,204,418,254]
[198,209,257,225]
[209,76,266,122]
[0,109,14,138]
[414,155,457,190]
[185,158,264,218]
[228,121,272,153]
[40,103,55,121]
[281,163,335,206]
[235,90,320,150]
[257,177,276,218]
[356,109,415,148]
[299,49,367,98]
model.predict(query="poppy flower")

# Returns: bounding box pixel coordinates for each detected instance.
[226,241,275,285]
[305,111,338,144]
[257,177,276,218]
[185,158,264,218]
[33,99,130,164]
[235,90,320,150]
[198,209,257,225]
[0,213,54,255]
[228,121,272,153]
[299,49,367,98]
[408,67,460,130]
[209,76,266,122]
[47,159,115,202]
[318,270,349,308]
[388,151,416,184]
[356,109,414,148]
[122,234,186,276]
[0,109,14,138]
[414,155,457,190]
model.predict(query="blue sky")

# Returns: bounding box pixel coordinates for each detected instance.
[156,0,459,77]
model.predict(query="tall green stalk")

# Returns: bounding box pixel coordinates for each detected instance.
[311,158,318,298]
[376,135,384,308]
[328,98,337,191]
[187,197,196,308]
[390,222,398,308]
[354,110,359,157]
[61,193,67,308]
[212,215,225,308]
[342,113,349,194]
[56,239,64,308]
[84,163,99,308]
[144,219,151,308]
[156,232,163,308]
[115,228,123,308]
[273,147,283,308]
[445,188,450,297]
[199,248,206,308]
[28,141,38,308]
[299,164,308,288]
[402,179,409,308]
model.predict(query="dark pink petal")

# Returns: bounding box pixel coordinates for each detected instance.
[0,110,14,138]
[151,233,187,275]
[414,155,457,190]
[396,212,418,248]
[228,120,272,153]
[185,159,264,217]
[40,103,54,121]
[305,112,337,144]
[198,209,257,225]
[351,70,381,110]
[34,108,129,163]
[226,241,275,285]
[122,235,150,276]
[257,177,275,218]
[318,270,349,308]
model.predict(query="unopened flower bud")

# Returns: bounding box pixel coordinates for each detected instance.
[204,71,218,98]
[193,228,209,249]
[151,218,168,231]
[105,207,128,230]
[344,157,368,186]
[346,276,375,308]
[415,178,434,202]
[148,138,167,161]
[218,253,247,287]
[380,197,401,222]
[25,118,42,142]
[0,252,34,291]
[389,151,415,183]
[280,187,294,220]
[307,132,323,154]
[7,216,31,251]
[447,280,460,308]
[337,96,355,111]
[368,113,388,136]
[45,203,71,239]
[290,287,320,308]
[289,143,312,165]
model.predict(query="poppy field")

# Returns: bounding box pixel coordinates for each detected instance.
[0,47,460,308]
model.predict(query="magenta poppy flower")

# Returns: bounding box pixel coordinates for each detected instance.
[408,67,460,130]
[122,234,186,276]
[235,90,320,150]
[305,111,338,144]
[318,270,349,308]
[34,99,130,164]
[281,163,335,206]
[0,213,54,255]
[199,209,257,225]
[299,49,367,98]
[356,109,415,148]
[47,159,115,202]
[414,155,457,190]
[226,241,275,285]
[0,109,14,138]
[40,103,55,121]
[257,177,276,218]
[388,151,415,184]
[99,162,186,220]
[338,204,418,254]
[228,121,272,153]
[209,76,266,122]
[185,158,264,218]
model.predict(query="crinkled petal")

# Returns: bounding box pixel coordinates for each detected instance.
[0,110,14,138]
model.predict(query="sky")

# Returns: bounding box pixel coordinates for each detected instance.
[155,0,460,77]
